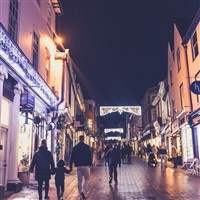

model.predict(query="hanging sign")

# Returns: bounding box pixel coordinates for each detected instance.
[20,93,35,108]
[190,81,200,95]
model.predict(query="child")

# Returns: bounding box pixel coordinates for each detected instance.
[52,159,71,200]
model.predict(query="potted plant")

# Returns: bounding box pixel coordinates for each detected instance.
[18,154,30,185]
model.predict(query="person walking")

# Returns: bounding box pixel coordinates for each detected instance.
[106,144,121,185]
[69,135,92,200]
[171,143,178,168]
[29,139,55,200]
[158,141,168,168]
[52,159,71,200]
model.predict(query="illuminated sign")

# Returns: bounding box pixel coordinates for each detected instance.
[104,128,123,133]
[100,106,141,116]
[190,81,200,95]
[105,136,121,141]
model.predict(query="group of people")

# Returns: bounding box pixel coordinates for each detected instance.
[138,141,178,168]
[29,136,123,200]
[30,135,92,200]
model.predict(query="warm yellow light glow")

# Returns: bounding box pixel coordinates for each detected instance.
[56,37,62,44]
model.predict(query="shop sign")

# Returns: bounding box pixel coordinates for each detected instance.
[190,81,200,95]
[20,93,35,108]
[191,115,200,126]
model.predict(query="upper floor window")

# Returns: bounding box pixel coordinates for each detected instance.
[170,65,173,86]
[32,31,39,70]
[191,31,199,61]
[8,0,18,42]
[88,104,92,111]
[151,107,156,122]
[176,48,181,72]
[68,77,72,106]
[45,48,50,84]
[47,2,52,30]
[179,83,184,109]
[172,98,175,119]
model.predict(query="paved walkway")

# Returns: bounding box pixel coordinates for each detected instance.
[4,157,200,200]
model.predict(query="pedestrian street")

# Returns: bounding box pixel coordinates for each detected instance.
[5,156,200,200]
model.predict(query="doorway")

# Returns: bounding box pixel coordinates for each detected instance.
[0,127,8,187]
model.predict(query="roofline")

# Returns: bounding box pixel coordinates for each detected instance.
[182,8,200,44]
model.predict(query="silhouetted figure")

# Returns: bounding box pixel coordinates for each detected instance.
[52,159,71,200]
[106,144,121,185]
[29,139,55,200]
[69,135,92,200]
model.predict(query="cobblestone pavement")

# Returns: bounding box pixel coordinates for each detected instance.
[4,156,200,200]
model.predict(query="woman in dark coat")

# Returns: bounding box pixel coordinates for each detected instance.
[30,139,55,200]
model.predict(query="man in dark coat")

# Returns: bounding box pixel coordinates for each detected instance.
[30,139,55,200]
[106,144,121,185]
[69,135,92,200]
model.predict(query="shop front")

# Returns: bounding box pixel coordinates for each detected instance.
[189,108,200,159]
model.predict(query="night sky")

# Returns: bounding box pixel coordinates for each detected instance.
[57,1,199,128]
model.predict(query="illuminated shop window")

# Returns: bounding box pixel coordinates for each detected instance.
[88,119,92,129]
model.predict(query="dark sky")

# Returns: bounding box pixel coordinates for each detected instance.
[58,0,199,107]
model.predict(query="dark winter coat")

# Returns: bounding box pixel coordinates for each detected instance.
[53,167,70,181]
[29,146,55,181]
[106,147,121,166]
[70,142,92,168]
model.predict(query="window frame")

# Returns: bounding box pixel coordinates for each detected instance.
[179,83,184,109]
[176,48,181,72]
[32,31,39,70]
[8,0,18,42]
[191,31,199,61]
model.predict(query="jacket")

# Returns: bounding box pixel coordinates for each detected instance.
[53,167,71,181]
[70,142,92,168]
[106,147,121,166]
[29,146,55,181]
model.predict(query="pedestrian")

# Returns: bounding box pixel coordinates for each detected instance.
[104,144,112,166]
[29,139,55,200]
[51,159,71,200]
[106,144,121,185]
[158,141,168,168]
[126,144,132,164]
[171,143,178,168]
[69,135,92,200]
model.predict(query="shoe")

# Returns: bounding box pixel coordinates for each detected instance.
[81,192,86,199]
[45,196,50,199]
[109,178,112,184]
